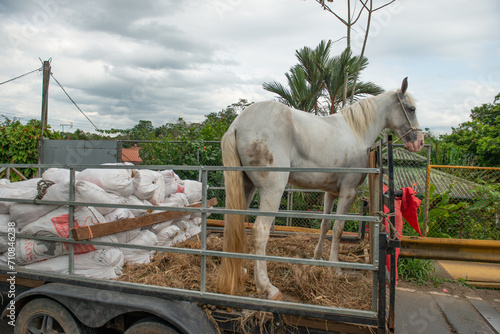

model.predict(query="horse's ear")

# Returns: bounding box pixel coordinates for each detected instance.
[401,77,408,94]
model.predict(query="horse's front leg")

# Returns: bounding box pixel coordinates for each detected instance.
[313,192,336,260]
[253,189,284,300]
[330,188,358,275]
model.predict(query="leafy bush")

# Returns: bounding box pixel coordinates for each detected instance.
[421,183,500,240]
[0,116,60,181]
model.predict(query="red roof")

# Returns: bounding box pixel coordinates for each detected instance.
[122,146,142,164]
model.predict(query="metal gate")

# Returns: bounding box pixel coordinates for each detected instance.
[1,136,397,333]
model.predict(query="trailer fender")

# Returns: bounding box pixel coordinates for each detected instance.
[2,283,217,334]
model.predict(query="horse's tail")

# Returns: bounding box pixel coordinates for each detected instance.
[217,127,247,295]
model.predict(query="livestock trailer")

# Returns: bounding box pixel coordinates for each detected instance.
[0,138,398,333]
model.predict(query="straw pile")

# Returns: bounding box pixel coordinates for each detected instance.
[117,232,372,310]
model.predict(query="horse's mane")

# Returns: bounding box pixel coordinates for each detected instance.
[340,95,378,139]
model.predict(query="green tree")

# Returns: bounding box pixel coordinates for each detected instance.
[0,116,60,180]
[441,93,500,167]
[140,100,249,180]
[63,128,112,140]
[130,120,154,141]
[263,41,383,115]
[201,99,248,140]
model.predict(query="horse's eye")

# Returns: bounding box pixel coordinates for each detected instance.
[409,107,416,112]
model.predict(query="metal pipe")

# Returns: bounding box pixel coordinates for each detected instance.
[200,167,208,292]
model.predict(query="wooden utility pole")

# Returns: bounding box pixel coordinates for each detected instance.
[40,60,51,130]
[38,60,51,167]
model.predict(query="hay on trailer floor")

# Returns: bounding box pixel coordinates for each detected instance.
[117,233,372,311]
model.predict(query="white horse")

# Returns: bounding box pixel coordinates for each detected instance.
[217,78,424,299]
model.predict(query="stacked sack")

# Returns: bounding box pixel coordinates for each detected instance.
[0,165,207,279]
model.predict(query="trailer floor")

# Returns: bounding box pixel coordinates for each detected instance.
[2,280,499,334]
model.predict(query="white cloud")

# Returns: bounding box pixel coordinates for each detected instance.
[0,0,498,134]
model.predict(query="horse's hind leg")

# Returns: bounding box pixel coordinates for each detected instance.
[330,188,358,275]
[253,183,287,300]
[243,174,256,208]
[240,175,256,281]
[313,192,336,260]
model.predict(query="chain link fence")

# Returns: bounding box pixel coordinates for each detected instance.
[138,141,369,232]
[137,141,499,241]
[424,165,500,240]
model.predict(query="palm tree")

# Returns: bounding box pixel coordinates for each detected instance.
[324,47,384,114]
[263,40,383,115]
[262,65,321,114]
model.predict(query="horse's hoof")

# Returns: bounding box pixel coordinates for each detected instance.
[313,247,322,260]
[333,267,343,277]
[269,291,283,301]
[265,286,281,300]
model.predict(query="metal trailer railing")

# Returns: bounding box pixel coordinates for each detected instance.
[0,137,397,333]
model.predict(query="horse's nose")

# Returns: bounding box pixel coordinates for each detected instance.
[416,132,425,151]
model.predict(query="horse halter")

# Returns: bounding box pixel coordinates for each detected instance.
[395,92,422,142]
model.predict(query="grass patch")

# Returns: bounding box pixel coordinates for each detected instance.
[397,258,435,285]
[398,258,476,288]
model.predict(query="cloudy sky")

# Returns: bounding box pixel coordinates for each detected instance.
[0,0,499,134]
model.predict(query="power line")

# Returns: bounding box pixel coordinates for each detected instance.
[50,73,100,131]
[0,67,42,86]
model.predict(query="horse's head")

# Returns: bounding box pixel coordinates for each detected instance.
[388,78,424,152]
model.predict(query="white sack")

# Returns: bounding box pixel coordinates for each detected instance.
[17,207,118,264]
[18,206,138,266]
[0,214,14,253]
[125,195,153,217]
[164,232,188,247]
[21,206,106,235]
[42,168,79,184]
[102,208,141,244]
[186,226,201,239]
[121,230,157,264]
[114,228,141,244]
[9,201,61,230]
[173,218,190,233]
[0,253,7,266]
[149,219,173,234]
[11,238,69,264]
[40,180,128,215]
[183,180,203,204]
[132,170,166,206]
[132,170,158,200]
[149,193,190,233]
[0,187,37,214]
[76,168,134,197]
[156,225,181,246]
[22,205,138,243]
[149,175,165,206]
[160,193,189,208]
[186,218,202,238]
[0,178,41,189]
[23,248,125,279]
[38,181,70,202]
[105,208,134,222]
[75,181,127,215]
[189,217,202,227]
[160,170,184,198]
